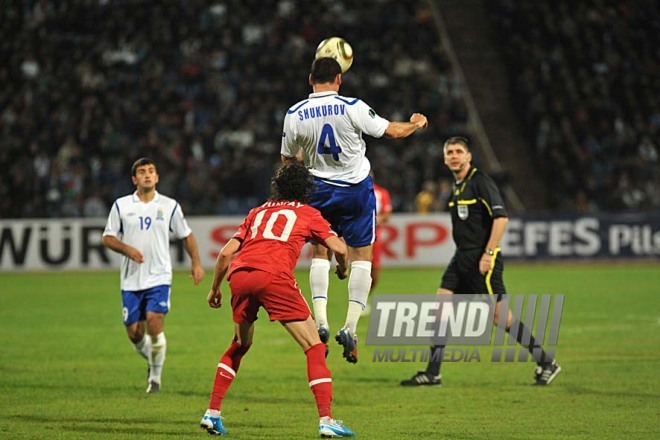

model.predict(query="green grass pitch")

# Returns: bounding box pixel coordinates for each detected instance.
[1,264,659,439]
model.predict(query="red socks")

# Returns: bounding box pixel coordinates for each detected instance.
[306,343,333,418]
[208,340,251,410]
[208,340,332,418]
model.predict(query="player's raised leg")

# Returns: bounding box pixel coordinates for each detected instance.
[311,244,332,355]
[336,245,372,364]
[334,181,376,364]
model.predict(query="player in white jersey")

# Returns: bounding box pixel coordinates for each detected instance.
[281,57,428,363]
[102,157,205,393]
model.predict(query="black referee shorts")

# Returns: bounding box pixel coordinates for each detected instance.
[440,249,507,301]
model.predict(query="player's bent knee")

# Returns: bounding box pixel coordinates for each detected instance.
[348,246,373,262]
[233,343,251,356]
[125,323,143,343]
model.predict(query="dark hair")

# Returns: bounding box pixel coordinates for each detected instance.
[271,163,315,203]
[310,57,342,84]
[443,136,470,152]
[131,157,156,176]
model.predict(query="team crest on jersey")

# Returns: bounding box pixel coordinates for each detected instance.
[457,204,469,220]
[156,209,164,221]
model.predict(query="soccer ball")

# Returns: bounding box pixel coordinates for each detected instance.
[315,37,354,73]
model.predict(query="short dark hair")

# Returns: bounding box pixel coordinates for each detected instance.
[443,136,470,153]
[310,57,342,84]
[131,157,156,176]
[271,163,315,203]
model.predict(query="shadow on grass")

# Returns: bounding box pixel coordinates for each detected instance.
[9,415,189,425]
[565,384,660,399]
[1,381,211,397]
[8,414,255,432]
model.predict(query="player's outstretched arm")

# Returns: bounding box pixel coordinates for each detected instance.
[102,235,144,263]
[383,113,428,139]
[208,238,241,308]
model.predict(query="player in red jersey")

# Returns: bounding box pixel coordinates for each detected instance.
[200,163,355,438]
[371,171,392,294]
[360,171,393,316]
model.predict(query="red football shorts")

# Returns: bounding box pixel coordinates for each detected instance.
[228,268,311,324]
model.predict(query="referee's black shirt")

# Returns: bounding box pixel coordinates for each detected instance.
[447,167,508,251]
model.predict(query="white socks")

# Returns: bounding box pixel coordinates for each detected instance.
[311,258,372,336]
[344,261,372,334]
[148,332,166,384]
[310,258,331,329]
[132,333,152,360]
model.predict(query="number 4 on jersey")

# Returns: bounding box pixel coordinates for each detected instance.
[317,124,342,161]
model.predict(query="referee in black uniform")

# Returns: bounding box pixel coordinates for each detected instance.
[401,137,561,386]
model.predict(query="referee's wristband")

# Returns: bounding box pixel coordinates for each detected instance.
[484,248,495,256]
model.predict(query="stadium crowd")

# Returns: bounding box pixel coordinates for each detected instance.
[489,0,659,212]
[3,0,657,219]
[0,0,465,218]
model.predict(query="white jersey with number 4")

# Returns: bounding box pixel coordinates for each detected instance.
[103,191,192,291]
[281,91,389,184]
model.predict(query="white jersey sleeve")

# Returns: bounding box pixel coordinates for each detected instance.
[348,99,389,139]
[281,92,389,184]
[169,203,192,239]
[103,201,122,238]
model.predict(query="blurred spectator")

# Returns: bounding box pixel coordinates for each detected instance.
[83,189,109,218]
[574,190,599,215]
[415,180,439,214]
[0,1,474,218]
[489,0,660,212]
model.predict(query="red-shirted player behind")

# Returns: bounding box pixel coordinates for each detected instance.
[200,164,355,438]
[370,170,392,295]
[362,171,393,315]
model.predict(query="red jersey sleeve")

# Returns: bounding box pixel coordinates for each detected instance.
[232,208,255,244]
[307,207,338,245]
